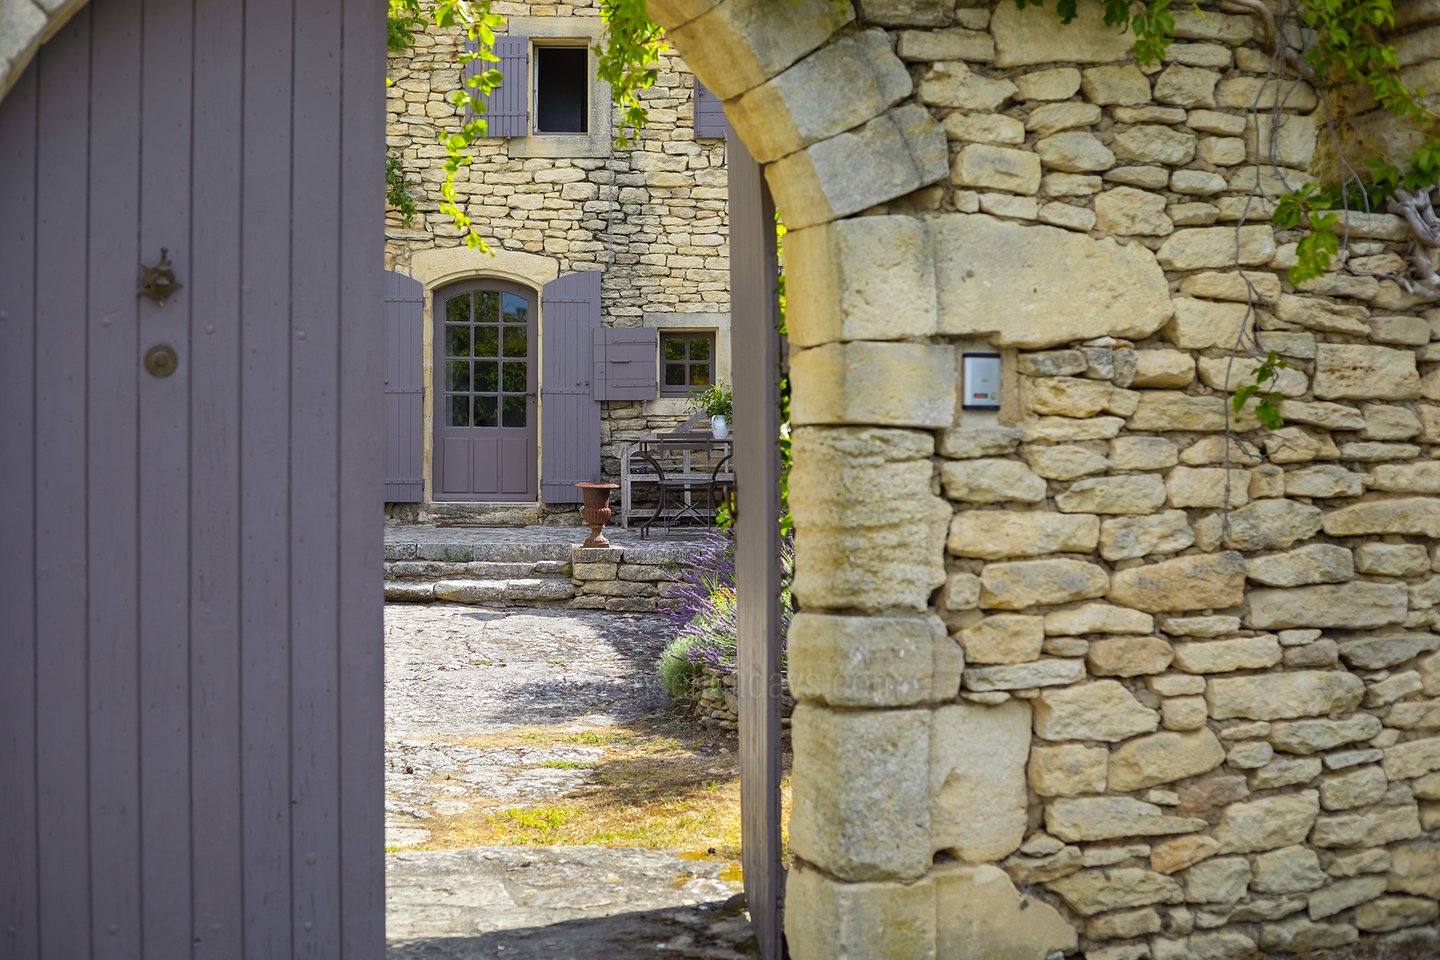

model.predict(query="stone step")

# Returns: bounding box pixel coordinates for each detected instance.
[384,540,575,563]
[385,577,579,605]
[384,559,571,581]
[422,502,564,525]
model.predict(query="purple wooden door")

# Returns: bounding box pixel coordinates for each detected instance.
[433,279,539,500]
[0,0,386,956]
[540,271,603,504]
[386,271,426,502]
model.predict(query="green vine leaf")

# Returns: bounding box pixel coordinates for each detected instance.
[1232,351,1292,431]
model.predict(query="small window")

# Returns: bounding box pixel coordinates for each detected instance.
[534,46,588,134]
[659,332,715,398]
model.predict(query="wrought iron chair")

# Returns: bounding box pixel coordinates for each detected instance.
[633,436,734,538]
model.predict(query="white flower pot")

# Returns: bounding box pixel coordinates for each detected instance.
[710,415,730,440]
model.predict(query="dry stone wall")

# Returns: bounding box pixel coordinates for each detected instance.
[384,1,730,484]
[647,0,1440,956]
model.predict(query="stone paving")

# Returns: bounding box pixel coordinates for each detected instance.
[384,603,753,959]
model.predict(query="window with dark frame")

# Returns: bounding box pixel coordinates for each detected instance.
[534,45,588,134]
[660,332,716,398]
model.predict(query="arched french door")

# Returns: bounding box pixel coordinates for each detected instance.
[432,278,538,500]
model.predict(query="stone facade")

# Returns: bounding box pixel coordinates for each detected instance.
[648,0,1440,956]
[385,1,731,500]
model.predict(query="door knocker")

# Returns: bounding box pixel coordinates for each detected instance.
[138,248,183,307]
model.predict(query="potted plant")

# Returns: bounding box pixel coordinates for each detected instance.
[688,382,733,439]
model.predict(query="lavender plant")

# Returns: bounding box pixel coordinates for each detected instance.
[655,532,793,703]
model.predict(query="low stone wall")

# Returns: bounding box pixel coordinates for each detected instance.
[568,544,691,613]
[691,664,795,732]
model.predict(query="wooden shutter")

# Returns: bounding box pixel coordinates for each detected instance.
[384,271,424,502]
[540,271,603,504]
[467,35,529,136]
[593,328,659,401]
[694,76,730,139]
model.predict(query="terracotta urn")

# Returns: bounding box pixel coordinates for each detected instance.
[575,482,620,548]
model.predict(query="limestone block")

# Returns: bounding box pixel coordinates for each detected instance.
[933,863,1078,959]
[1216,791,1320,854]
[948,510,1099,559]
[1357,895,1439,932]
[918,61,1016,111]
[1276,295,1371,336]
[1198,356,1307,397]
[1082,65,1151,105]
[958,615,1044,665]
[1216,76,1318,111]
[786,215,939,346]
[1151,835,1221,875]
[1313,343,1421,400]
[1185,856,1252,904]
[1371,461,1440,493]
[962,659,1085,691]
[1189,109,1246,136]
[1249,582,1408,630]
[1268,715,1384,755]
[791,341,955,428]
[667,0,855,100]
[1024,375,1130,418]
[951,143,1040,194]
[1025,102,1101,136]
[1211,499,1324,552]
[1095,186,1173,236]
[1246,544,1354,588]
[1131,390,1246,432]
[1046,796,1206,843]
[788,704,932,880]
[1383,737,1440,781]
[1157,224,1276,269]
[1056,475,1165,515]
[853,0,954,26]
[1320,766,1389,812]
[1252,846,1328,895]
[1109,729,1226,791]
[1029,743,1107,797]
[1130,350,1195,387]
[1014,66,1081,100]
[784,864,937,960]
[941,573,982,611]
[767,103,947,230]
[1262,426,1341,464]
[1389,701,1440,730]
[1023,416,1126,441]
[1045,603,1153,635]
[1113,124,1197,164]
[1278,401,1366,431]
[1337,633,1439,670]
[943,112,1024,144]
[1313,804,1422,848]
[979,558,1109,609]
[1359,402,1423,439]
[1033,679,1160,742]
[1035,131,1115,173]
[1155,65,1220,107]
[990,0,1134,66]
[1087,636,1174,677]
[1112,437,1179,471]
[1328,848,1391,878]
[894,27,994,63]
[1208,672,1365,721]
[1022,443,1109,480]
[1086,907,1162,941]
[1163,695,1209,731]
[1099,511,1195,562]
[1046,867,1183,916]
[1164,297,1252,351]
[1257,917,1358,953]
[939,427,1022,458]
[1180,269,1282,302]
[790,427,949,612]
[1173,636,1282,673]
[1108,551,1246,613]
[1166,467,1249,509]
[940,458,1045,504]
[1283,465,1365,499]
[1324,497,1440,538]
[932,214,1174,348]
[788,612,961,707]
[931,700,1031,861]
[1389,839,1440,898]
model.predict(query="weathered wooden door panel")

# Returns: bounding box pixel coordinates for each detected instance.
[385,271,426,503]
[433,280,539,501]
[729,134,786,960]
[0,1,386,957]
[540,271,603,503]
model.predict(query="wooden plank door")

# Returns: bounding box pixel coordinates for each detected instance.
[386,271,426,503]
[0,0,386,956]
[433,279,539,500]
[728,133,786,959]
[540,271,603,503]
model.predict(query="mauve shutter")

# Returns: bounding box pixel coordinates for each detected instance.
[384,271,425,503]
[467,34,529,136]
[693,76,730,139]
[540,271,603,504]
[593,328,658,400]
